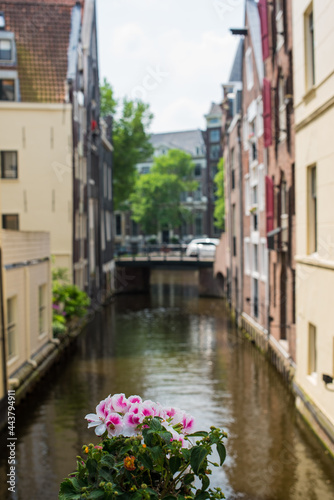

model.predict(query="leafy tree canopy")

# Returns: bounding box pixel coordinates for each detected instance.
[100,79,154,209]
[130,149,198,235]
[213,157,225,230]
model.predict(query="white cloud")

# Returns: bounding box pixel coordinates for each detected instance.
[97,0,244,132]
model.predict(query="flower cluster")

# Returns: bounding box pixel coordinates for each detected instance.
[85,393,195,446]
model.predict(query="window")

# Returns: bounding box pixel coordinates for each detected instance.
[246,47,254,90]
[308,323,317,378]
[276,0,284,50]
[1,151,17,178]
[141,166,150,174]
[0,79,15,100]
[253,244,259,273]
[232,204,237,256]
[245,175,251,215]
[103,162,108,198]
[0,39,12,61]
[260,239,267,280]
[256,97,263,137]
[2,214,19,230]
[281,179,287,215]
[106,211,111,241]
[115,214,122,236]
[194,186,202,201]
[258,165,265,211]
[253,278,259,318]
[195,214,202,235]
[308,165,317,253]
[132,220,138,237]
[305,6,315,89]
[38,285,47,336]
[278,75,286,141]
[231,148,235,190]
[7,296,16,359]
[194,164,201,177]
[210,144,220,160]
[108,167,112,200]
[209,129,220,143]
[101,211,106,251]
[244,239,250,275]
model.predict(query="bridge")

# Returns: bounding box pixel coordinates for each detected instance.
[114,252,221,296]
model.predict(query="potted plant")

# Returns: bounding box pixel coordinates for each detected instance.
[59,394,227,499]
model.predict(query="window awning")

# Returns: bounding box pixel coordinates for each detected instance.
[267,227,281,237]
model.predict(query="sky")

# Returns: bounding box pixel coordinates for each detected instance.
[96,0,245,133]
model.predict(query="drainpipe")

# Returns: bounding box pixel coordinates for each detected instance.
[237,118,243,326]
[226,127,232,310]
[0,249,7,399]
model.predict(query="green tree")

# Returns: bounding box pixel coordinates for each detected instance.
[130,149,198,235]
[213,157,225,230]
[100,80,154,209]
[100,77,117,116]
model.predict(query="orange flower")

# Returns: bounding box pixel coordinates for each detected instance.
[123,456,136,471]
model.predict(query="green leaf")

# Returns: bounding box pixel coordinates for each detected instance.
[159,430,173,443]
[58,480,82,500]
[183,473,195,485]
[201,475,210,491]
[87,491,105,499]
[190,446,208,475]
[150,417,163,432]
[169,456,181,475]
[100,455,115,468]
[187,431,209,438]
[181,448,191,462]
[139,452,154,470]
[99,468,114,482]
[59,479,77,494]
[86,458,98,480]
[216,443,226,466]
[194,492,210,500]
[150,445,164,462]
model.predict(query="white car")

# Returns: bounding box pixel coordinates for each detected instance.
[186,238,220,258]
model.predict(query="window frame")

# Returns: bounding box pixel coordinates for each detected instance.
[0,39,12,62]
[307,322,317,383]
[7,296,17,360]
[305,4,315,91]
[1,150,18,179]
[2,214,19,230]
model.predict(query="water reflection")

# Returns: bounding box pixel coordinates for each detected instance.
[0,270,333,500]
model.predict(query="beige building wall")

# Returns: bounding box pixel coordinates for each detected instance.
[2,230,52,379]
[293,0,334,452]
[0,102,73,276]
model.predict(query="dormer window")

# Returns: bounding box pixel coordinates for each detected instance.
[0,39,11,61]
[0,79,15,100]
[0,12,5,30]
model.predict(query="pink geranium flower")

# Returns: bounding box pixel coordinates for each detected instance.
[110,393,129,414]
[85,395,112,436]
[106,413,123,437]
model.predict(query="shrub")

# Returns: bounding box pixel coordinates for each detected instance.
[52,268,90,336]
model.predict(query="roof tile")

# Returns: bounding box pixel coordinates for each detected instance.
[1,0,81,102]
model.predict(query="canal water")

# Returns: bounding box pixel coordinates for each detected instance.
[0,270,333,500]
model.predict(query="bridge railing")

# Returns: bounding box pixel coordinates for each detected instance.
[115,244,202,262]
